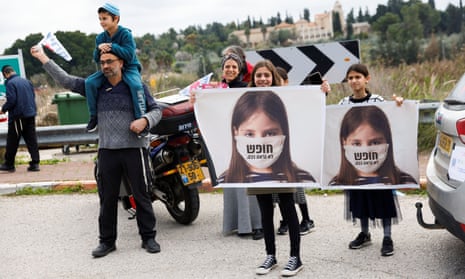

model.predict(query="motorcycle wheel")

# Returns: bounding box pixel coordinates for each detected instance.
[164,175,200,225]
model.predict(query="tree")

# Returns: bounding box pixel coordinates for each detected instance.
[428,0,436,9]
[268,29,296,46]
[244,27,251,47]
[303,8,310,21]
[374,4,423,64]
[285,12,294,24]
[332,11,343,37]
[372,12,401,42]
[261,25,268,42]
[442,4,463,34]
[357,7,364,22]
[415,2,441,37]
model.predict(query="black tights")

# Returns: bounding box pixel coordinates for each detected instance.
[257,193,300,258]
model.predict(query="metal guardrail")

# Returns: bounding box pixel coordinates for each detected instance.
[0,124,98,148]
[0,102,440,149]
[418,101,440,124]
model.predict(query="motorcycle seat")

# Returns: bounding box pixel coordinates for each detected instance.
[151,100,197,135]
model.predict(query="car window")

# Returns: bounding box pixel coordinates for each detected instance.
[445,74,465,103]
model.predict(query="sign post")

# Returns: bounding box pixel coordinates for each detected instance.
[0,49,26,95]
[245,40,360,85]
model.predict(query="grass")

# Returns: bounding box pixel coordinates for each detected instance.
[15,156,69,165]
[197,187,426,196]
[6,184,97,196]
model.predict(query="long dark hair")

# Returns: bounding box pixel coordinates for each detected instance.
[224,90,298,182]
[248,60,282,87]
[345,63,371,94]
[332,105,402,184]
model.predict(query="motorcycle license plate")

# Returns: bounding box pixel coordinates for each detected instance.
[177,160,205,186]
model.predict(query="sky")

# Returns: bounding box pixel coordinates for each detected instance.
[0,0,456,54]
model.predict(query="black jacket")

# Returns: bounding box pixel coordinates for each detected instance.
[2,74,37,122]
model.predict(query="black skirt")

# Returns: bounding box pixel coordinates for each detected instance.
[345,189,402,224]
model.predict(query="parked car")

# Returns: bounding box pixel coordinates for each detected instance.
[416,74,465,242]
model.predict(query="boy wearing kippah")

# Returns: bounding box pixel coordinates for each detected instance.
[85,2,146,133]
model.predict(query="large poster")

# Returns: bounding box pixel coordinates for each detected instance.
[194,86,325,188]
[322,101,420,189]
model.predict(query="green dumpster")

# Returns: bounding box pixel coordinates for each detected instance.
[52,92,89,125]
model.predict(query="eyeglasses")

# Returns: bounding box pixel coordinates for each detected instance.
[99,59,118,66]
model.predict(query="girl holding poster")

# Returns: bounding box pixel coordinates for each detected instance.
[322,63,413,257]
[218,53,264,241]
[221,62,314,276]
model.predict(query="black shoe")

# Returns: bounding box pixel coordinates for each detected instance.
[142,238,161,253]
[91,243,116,258]
[86,116,98,133]
[277,220,288,235]
[381,236,394,256]
[281,256,303,277]
[299,219,315,235]
[27,163,40,172]
[255,254,278,275]
[0,164,15,172]
[252,229,264,240]
[349,232,371,249]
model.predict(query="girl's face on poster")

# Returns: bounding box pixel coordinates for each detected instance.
[254,66,273,87]
[343,122,389,177]
[234,110,285,173]
[223,60,240,82]
[346,70,369,93]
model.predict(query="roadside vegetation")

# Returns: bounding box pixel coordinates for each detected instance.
[6,185,97,196]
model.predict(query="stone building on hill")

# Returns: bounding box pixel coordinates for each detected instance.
[230,1,367,47]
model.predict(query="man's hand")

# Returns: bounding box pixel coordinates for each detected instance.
[30,45,50,64]
[130,117,148,134]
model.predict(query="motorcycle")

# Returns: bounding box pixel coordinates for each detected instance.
[95,95,215,225]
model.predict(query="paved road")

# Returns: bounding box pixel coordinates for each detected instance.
[1,193,464,278]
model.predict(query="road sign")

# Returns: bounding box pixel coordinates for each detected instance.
[0,49,26,95]
[245,40,360,85]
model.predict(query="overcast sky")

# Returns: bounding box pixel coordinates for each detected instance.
[0,0,456,53]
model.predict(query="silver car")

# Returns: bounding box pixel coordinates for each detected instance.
[416,74,465,242]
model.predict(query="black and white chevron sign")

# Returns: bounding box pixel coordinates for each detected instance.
[245,40,360,85]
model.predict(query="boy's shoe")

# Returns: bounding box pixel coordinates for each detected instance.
[349,232,371,249]
[381,236,394,256]
[277,220,288,235]
[86,116,98,133]
[281,256,303,277]
[299,219,315,235]
[255,255,277,275]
